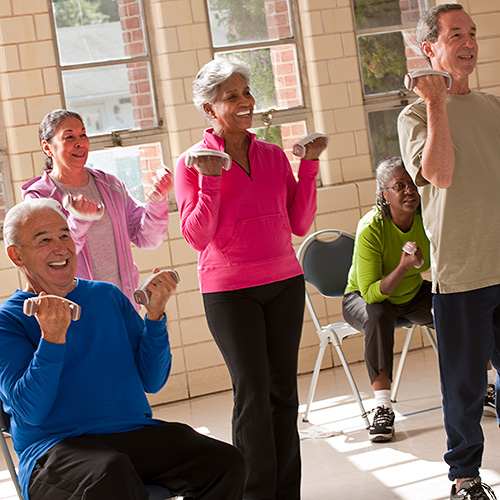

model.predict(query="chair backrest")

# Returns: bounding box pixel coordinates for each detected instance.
[297,229,355,298]
[1,399,10,433]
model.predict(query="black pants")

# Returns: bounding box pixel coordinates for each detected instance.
[342,280,434,383]
[203,275,305,500]
[433,285,500,481]
[28,422,247,500]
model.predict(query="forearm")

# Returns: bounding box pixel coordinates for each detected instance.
[288,160,319,236]
[421,100,455,188]
[176,170,222,251]
[137,317,172,393]
[131,198,169,249]
[379,265,410,296]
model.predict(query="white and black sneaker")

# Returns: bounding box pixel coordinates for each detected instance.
[368,406,395,442]
[450,477,497,499]
[483,384,496,417]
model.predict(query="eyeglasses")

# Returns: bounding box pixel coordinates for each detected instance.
[386,182,418,193]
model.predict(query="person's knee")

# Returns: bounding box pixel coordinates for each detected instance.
[85,453,146,499]
[364,304,394,335]
[214,441,248,486]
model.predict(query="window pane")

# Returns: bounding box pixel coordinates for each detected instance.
[367,107,404,168]
[87,143,164,202]
[52,0,147,66]
[353,0,401,30]
[207,0,293,48]
[358,31,407,95]
[353,0,425,30]
[217,45,302,112]
[251,120,306,174]
[63,62,157,135]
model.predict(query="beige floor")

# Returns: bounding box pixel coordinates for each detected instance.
[1,347,499,500]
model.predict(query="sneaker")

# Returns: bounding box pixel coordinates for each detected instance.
[483,384,496,417]
[368,406,395,442]
[450,477,497,499]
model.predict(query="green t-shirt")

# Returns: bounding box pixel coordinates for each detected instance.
[345,208,430,304]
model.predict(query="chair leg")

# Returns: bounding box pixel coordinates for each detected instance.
[332,343,370,428]
[302,338,329,422]
[423,326,438,354]
[391,325,416,403]
[0,432,23,500]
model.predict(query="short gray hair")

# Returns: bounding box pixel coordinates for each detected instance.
[192,59,251,118]
[375,157,406,220]
[4,198,67,249]
[416,4,464,64]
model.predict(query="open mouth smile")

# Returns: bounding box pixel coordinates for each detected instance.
[48,259,69,268]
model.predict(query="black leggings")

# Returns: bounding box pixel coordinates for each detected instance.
[203,275,305,500]
[28,422,247,500]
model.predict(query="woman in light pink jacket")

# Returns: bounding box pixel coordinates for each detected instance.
[22,109,172,310]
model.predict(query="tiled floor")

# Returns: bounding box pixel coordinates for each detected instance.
[1,347,499,500]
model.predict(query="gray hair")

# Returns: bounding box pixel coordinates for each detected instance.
[416,4,464,64]
[192,59,251,118]
[375,157,407,220]
[4,198,67,249]
[39,109,85,170]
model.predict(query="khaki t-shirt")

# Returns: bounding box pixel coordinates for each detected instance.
[398,91,500,294]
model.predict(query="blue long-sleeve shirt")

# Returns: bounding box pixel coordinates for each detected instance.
[0,279,171,499]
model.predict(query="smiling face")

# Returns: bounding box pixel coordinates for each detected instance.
[204,73,255,136]
[423,9,477,82]
[7,209,77,296]
[41,116,89,175]
[382,167,420,220]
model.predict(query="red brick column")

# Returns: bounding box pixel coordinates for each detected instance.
[264,0,303,171]
[401,0,428,71]
[117,0,156,130]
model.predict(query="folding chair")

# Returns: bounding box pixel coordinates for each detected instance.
[297,229,437,425]
[0,400,178,500]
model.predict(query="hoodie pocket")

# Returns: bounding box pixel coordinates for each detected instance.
[220,214,292,264]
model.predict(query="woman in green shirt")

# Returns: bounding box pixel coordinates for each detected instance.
[342,156,434,442]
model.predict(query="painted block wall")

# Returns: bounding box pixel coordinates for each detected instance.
[0,0,498,404]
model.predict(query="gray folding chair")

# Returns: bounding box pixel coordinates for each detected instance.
[297,229,437,425]
[0,400,179,500]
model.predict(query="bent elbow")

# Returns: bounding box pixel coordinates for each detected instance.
[431,175,453,189]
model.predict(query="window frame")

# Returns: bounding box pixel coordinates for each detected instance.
[204,0,317,156]
[352,0,430,167]
[47,0,176,209]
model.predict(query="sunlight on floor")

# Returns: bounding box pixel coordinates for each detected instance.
[1,348,498,500]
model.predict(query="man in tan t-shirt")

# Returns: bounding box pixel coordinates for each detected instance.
[398,4,500,500]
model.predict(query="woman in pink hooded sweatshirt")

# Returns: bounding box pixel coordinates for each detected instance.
[175,59,327,500]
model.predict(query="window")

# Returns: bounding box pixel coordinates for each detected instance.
[51,0,157,136]
[87,143,164,203]
[49,0,176,209]
[206,0,310,174]
[353,0,429,167]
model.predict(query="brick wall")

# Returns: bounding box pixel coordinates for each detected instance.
[117,0,156,129]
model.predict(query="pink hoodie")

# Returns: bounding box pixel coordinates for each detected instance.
[175,129,319,293]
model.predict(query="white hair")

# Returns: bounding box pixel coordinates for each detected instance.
[4,198,67,249]
[192,59,251,118]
